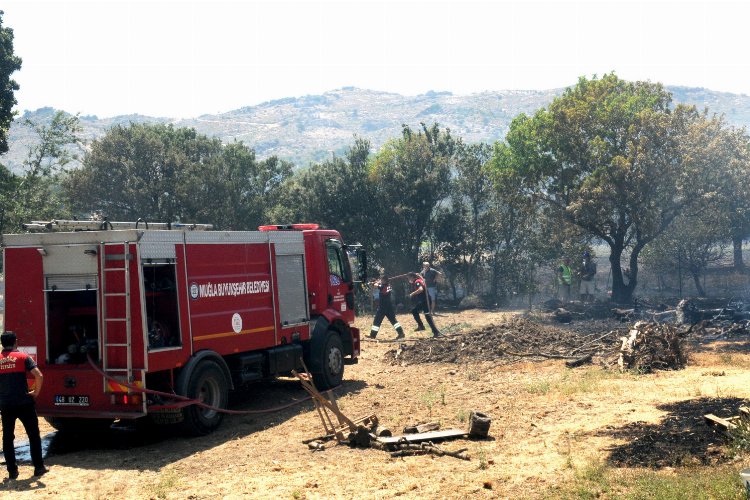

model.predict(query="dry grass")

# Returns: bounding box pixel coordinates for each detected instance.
[2,308,750,498]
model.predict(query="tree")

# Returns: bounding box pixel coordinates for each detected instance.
[494,74,710,303]
[0,11,21,154]
[179,142,293,230]
[65,123,292,229]
[0,111,82,234]
[64,123,223,222]
[431,201,470,301]
[450,142,493,294]
[705,121,750,269]
[486,144,554,303]
[368,123,454,273]
[642,209,727,296]
[271,137,375,246]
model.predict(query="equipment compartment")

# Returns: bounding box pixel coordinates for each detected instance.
[46,288,99,364]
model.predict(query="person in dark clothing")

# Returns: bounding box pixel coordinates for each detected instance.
[0,331,47,480]
[368,274,405,340]
[408,272,441,337]
[578,251,598,302]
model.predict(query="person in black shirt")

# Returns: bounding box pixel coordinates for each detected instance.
[368,273,405,340]
[0,331,47,480]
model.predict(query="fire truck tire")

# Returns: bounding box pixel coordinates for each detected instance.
[180,360,229,436]
[313,331,344,390]
[45,416,114,434]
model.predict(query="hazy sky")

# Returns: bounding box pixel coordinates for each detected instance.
[3,0,748,118]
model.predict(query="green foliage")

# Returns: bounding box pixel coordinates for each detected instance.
[484,144,554,300]
[550,461,745,499]
[0,11,21,155]
[65,123,223,221]
[368,123,454,272]
[179,142,292,229]
[476,448,489,470]
[492,73,727,302]
[418,385,446,416]
[642,210,727,296]
[270,137,374,245]
[728,417,750,456]
[64,123,291,228]
[524,379,551,395]
[431,142,492,297]
[0,111,81,235]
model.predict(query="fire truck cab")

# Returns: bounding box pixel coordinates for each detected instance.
[2,221,365,435]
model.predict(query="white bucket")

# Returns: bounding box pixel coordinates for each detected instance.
[740,468,750,497]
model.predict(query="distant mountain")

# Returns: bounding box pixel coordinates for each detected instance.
[3,86,749,174]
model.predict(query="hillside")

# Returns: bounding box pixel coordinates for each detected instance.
[3,86,749,173]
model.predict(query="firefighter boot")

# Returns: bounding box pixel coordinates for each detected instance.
[369,326,379,339]
[412,311,426,331]
[395,323,405,340]
[426,314,442,337]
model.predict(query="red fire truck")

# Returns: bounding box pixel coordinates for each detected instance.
[2,221,365,435]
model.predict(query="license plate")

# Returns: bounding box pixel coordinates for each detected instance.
[54,395,90,407]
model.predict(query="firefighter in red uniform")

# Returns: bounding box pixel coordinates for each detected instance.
[368,273,405,340]
[408,272,441,337]
[0,331,47,480]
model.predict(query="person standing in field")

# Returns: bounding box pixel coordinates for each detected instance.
[557,256,573,302]
[578,251,597,302]
[408,272,441,337]
[0,331,48,480]
[420,261,442,315]
[368,273,405,340]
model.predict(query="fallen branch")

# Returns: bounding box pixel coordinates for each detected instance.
[569,331,617,355]
[565,353,593,368]
[505,350,579,360]
[389,442,470,460]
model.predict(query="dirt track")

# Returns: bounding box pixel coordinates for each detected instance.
[2,307,750,498]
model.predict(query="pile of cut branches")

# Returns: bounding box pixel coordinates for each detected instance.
[618,321,690,373]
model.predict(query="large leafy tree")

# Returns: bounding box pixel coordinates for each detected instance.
[368,123,454,273]
[431,142,493,296]
[0,111,82,234]
[64,123,223,221]
[486,146,554,302]
[271,137,374,246]
[494,74,710,302]
[0,11,21,154]
[180,142,293,229]
[64,123,290,228]
[705,120,750,269]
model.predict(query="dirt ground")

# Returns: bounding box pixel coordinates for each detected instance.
[3,306,750,498]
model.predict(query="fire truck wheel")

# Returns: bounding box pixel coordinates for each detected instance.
[314,332,344,390]
[45,416,114,434]
[181,360,229,436]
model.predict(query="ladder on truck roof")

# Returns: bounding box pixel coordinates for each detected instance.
[22,219,213,232]
[99,241,135,386]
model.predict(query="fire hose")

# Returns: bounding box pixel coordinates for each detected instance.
[86,355,313,415]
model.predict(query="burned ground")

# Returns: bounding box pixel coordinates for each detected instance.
[384,316,626,366]
[593,397,745,469]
